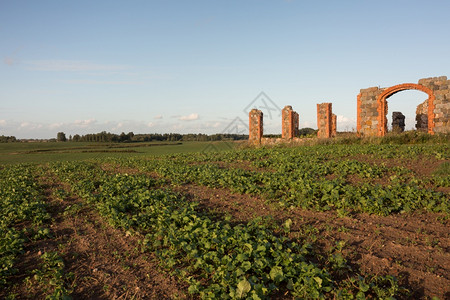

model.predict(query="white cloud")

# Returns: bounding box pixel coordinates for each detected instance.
[111,122,124,131]
[19,122,43,130]
[179,113,199,121]
[0,120,6,126]
[154,115,163,119]
[337,115,350,122]
[25,60,129,72]
[336,115,356,131]
[49,122,63,129]
[147,122,155,127]
[302,121,313,128]
[74,118,97,127]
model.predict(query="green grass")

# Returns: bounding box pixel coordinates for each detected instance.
[434,161,450,176]
[0,141,237,165]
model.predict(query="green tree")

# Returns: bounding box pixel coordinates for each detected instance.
[57,132,67,142]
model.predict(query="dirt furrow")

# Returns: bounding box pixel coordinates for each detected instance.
[175,183,450,299]
[36,171,187,299]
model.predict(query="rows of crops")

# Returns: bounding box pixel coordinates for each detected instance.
[114,144,449,216]
[0,166,71,298]
[1,143,448,298]
[50,161,403,298]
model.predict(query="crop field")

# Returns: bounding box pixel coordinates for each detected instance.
[0,141,233,164]
[0,142,449,299]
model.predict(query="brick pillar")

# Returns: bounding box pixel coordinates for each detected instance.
[317,103,332,138]
[331,113,337,137]
[415,99,428,132]
[293,111,299,137]
[392,112,405,133]
[282,106,299,139]
[249,109,263,144]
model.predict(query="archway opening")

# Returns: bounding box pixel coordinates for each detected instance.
[377,83,435,136]
[385,90,429,132]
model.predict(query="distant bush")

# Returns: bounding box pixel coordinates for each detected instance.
[0,135,17,143]
[298,128,317,136]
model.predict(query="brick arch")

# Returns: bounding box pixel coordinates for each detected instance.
[376,83,435,136]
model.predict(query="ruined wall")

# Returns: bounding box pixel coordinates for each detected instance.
[249,109,263,144]
[357,76,450,136]
[317,103,332,138]
[416,100,428,131]
[392,112,405,133]
[281,105,299,139]
[331,113,337,137]
[293,111,299,137]
[357,87,381,136]
[417,76,450,134]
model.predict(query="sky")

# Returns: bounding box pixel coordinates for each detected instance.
[1,0,449,139]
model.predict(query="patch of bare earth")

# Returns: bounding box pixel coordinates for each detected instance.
[349,154,449,177]
[176,184,450,299]
[6,171,187,300]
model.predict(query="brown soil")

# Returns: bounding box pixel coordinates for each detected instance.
[176,184,450,299]
[350,154,448,178]
[3,171,187,300]
[5,157,447,299]
[101,160,450,299]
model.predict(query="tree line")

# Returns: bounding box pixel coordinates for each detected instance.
[1,129,316,143]
[56,131,248,143]
[0,135,17,143]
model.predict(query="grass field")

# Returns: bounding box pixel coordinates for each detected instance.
[0,139,449,299]
[0,141,236,164]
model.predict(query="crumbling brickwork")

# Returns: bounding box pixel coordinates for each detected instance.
[357,76,450,136]
[317,103,333,138]
[249,109,263,144]
[281,105,299,139]
[331,114,337,137]
[417,76,450,134]
[392,112,405,133]
[415,100,428,131]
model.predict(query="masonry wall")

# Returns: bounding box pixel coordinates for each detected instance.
[331,113,337,137]
[357,87,381,136]
[281,105,299,139]
[416,99,428,131]
[417,76,450,134]
[249,109,263,144]
[317,103,332,138]
[357,76,450,136]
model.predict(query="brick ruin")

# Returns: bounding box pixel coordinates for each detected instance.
[416,100,428,131]
[392,112,406,133]
[316,103,337,138]
[281,105,299,139]
[248,109,263,144]
[248,76,449,145]
[357,76,450,136]
[249,106,302,145]
[249,104,335,144]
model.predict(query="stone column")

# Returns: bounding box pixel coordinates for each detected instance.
[415,100,428,132]
[317,103,332,138]
[331,113,337,137]
[293,111,299,137]
[249,109,263,144]
[392,112,405,133]
[282,106,299,139]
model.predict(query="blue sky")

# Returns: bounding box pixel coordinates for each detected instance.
[1,0,449,139]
